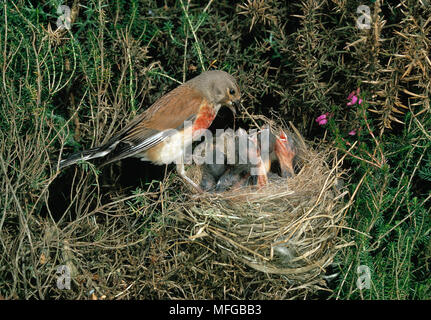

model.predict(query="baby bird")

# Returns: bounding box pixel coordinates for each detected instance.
[197,126,298,192]
[197,128,264,191]
[197,130,234,191]
[215,127,298,191]
[258,126,297,178]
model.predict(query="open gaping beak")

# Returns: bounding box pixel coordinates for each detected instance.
[274,132,296,178]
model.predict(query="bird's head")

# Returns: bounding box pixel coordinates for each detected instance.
[189,70,241,115]
[274,130,297,178]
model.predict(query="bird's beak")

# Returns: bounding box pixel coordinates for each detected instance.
[227,100,240,115]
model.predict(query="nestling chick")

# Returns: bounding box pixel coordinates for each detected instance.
[215,128,268,192]
[257,126,297,178]
[198,128,266,192]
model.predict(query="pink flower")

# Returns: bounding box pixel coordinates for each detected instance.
[348,130,357,136]
[347,95,358,106]
[347,88,363,106]
[316,112,330,126]
[315,114,326,122]
[318,118,328,125]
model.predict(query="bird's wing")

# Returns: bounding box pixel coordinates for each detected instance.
[99,84,207,166]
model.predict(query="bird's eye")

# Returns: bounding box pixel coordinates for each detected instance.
[229,88,236,95]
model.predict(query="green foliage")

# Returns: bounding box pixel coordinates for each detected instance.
[326,94,431,299]
[0,0,430,299]
[418,154,431,182]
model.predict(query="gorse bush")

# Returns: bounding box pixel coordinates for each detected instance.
[0,0,430,299]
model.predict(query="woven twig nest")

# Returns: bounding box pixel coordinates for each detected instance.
[169,124,348,297]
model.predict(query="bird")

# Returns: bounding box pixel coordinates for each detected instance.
[257,126,297,178]
[198,130,234,191]
[59,70,241,191]
[198,128,268,192]
[215,167,253,192]
[211,127,297,192]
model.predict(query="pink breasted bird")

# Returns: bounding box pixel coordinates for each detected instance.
[59,70,241,191]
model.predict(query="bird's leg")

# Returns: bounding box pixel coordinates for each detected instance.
[176,157,203,193]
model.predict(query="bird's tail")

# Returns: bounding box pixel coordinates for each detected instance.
[59,142,118,169]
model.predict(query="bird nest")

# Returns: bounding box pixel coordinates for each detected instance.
[165,124,349,298]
